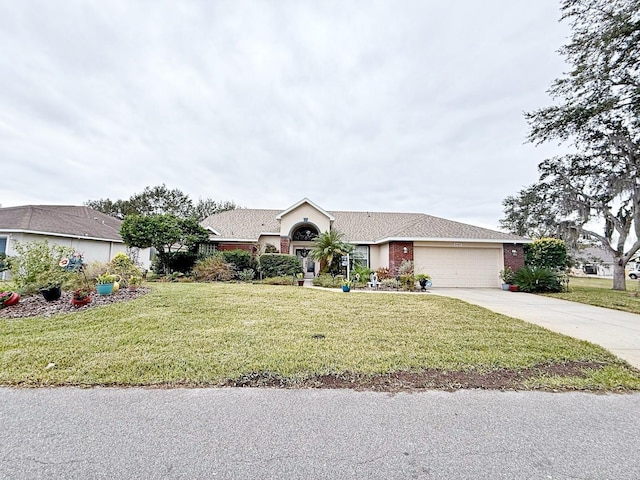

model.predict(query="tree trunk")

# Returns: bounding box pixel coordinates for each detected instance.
[612,263,627,291]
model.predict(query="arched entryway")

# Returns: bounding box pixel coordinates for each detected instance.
[291,224,319,275]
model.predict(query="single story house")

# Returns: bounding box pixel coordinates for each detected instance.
[572,246,614,277]
[0,205,151,280]
[201,198,529,288]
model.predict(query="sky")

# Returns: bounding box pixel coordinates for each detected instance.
[0,1,570,231]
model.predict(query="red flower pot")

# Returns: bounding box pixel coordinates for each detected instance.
[71,296,91,307]
[508,285,519,292]
[3,292,20,307]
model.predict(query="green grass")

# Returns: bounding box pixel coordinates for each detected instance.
[1,283,639,390]
[545,276,640,315]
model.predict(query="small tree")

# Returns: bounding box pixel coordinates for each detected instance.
[120,214,209,274]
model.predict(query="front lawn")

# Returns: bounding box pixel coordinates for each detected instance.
[1,283,639,391]
[545,276,640,315]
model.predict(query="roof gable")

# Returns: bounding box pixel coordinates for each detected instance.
[275,198,335,221]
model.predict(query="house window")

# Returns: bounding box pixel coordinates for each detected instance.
[292,226,319,241]
[353,245,369,268]
[198,243,217,256]
[0,237,6,255]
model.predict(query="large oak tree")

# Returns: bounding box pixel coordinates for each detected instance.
[504,0,640,290]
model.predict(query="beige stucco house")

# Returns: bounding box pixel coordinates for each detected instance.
[0,205,151,280]
[201,198,529,288]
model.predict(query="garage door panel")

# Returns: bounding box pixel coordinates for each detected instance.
[414,247,501,288]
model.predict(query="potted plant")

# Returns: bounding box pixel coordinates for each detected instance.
[499,267,515,291]
[128,275,142,291]
[416,273,432,291]
[0,291,20,307]
[71,287,92,307]
[36,268,69,301]
[296,272,305,286]
[342,279,351,292]
[95,273,116,295]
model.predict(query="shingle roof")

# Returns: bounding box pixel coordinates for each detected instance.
[0,205,124,242]
[203,206,528,243]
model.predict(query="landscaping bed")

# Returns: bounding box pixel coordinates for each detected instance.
[0,288,150,319]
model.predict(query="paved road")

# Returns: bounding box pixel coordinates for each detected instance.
[1,387,639,479]
[431,288,640,369]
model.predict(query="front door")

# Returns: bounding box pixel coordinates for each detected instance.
[295,249,315,274]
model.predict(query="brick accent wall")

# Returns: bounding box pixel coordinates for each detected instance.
[280,237,291,255]
[389,241,414,274]
[503,244,525,271]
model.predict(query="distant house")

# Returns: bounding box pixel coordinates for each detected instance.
[573,246,614,277]
[0,205,151,280]
[201,198,530,288]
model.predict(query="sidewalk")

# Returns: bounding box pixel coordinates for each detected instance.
[431,288,640,369]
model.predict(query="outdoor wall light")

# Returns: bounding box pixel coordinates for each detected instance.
[512,249,518,256]
[403,247,409,254]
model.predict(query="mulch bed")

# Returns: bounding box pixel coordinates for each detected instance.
[0,287,151,319]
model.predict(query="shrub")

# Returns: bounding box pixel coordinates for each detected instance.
[262,276,295,285]
[312,274,341,288]
[264,243,278,253]
[109,253,142,287]
[524,238,568,269]
[237,268,255,282]
[258,254,302,278]
[193,256,234,282]
[397,259,414,276]
[220,249,254,275]
[376,267,391,280]
[9,240,75,294]
[380,278,398,289]
[514,266,563,293]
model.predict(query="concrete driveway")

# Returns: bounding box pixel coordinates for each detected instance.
[431,288,640,369]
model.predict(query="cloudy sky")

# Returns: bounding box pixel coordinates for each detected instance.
[0,1,570,230]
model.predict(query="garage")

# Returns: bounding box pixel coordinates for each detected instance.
[414,245,502,288]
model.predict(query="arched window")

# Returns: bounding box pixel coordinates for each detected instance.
[292,225,319,241]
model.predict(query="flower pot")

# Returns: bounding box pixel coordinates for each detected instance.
[342,285,350,292]
[508,284,519,292]
[297,280,305,286]
[2,292,20,307]
[39,285,62,302]
[71,296,91,307]
[501,283,510,291]
[96,283,114,295]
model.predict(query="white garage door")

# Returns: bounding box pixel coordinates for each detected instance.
[414,247,502,288]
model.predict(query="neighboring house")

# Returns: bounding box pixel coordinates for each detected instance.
[0,205,151,280]
[201,198,530,288]
[573,246,614,276]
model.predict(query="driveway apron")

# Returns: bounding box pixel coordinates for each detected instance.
[431,288,640,369]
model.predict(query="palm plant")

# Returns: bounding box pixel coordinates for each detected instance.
[311,230,352,275]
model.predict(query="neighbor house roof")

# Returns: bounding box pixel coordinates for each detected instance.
[202,207,528,244]
[0,205,124,242]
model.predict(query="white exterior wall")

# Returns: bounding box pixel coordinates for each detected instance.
[257,235,281,252]
[369,243,389,271]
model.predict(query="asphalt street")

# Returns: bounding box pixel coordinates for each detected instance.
[1,387,639,479]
